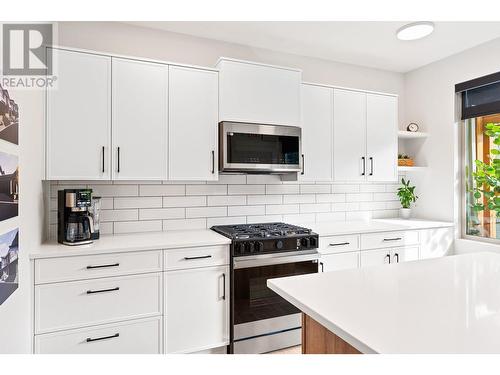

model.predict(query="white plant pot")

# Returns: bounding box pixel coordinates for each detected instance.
[400,208,411,219]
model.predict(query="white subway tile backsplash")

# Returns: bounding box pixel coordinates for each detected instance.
[283,194,315,204]
[139,208,185,220]
[163,218,207,231]
[228,205,265,216]
[114,197,162,209]
[140,185,185,196]
[114,220,162,234]
[100,209,138,222]
[228,185,265,195]
[49,176,400,239]
[208,195,246,206]
[163,196,206,207]
[247,195,282,205]
[186,206,227,218]
[186,185,227,196]
[300,184,331,194]
[266,204,300,215]
[266,184,299,195]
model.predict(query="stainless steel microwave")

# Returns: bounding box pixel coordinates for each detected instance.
[219,122,302,174]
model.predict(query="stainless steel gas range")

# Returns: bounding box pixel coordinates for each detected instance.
[211,222,320,354]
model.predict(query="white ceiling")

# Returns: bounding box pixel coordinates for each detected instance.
[130,21,500,72]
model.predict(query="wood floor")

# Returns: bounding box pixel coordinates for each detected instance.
[267,345,302,354]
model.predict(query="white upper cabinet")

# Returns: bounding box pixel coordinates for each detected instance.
[112,58,168,180]
[168,66,218,180]
[217,58,301,126]
[366,94,398,182]
[46,49,111,180]
[301,84,333,181]
[333,89,367,182]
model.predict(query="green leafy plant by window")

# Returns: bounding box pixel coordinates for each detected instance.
[471,122,500,216]
[397,178,418,209]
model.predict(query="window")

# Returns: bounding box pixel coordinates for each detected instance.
[464,114,500,241]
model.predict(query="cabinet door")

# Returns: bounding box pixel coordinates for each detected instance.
[166,265,229,353]
[218,59,301,126]
[333,89,367,182]
[391,247,419,264]
[168,66,218,180]
[301,84,333,181]
[420,227,453,259]
[360,248,391,268]
[112,58,168,180]
[46,49,111,180]
[366,94,398,182]
[321,252,359,272]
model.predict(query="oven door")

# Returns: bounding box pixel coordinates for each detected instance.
[232,252,319,353]
[219,121,302,173]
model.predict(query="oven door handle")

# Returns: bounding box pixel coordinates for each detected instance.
[233,251,320,269]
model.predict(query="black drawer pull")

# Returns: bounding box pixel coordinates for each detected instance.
[222,273,226,300]
[86,287,120,294]
[329,242,350,247]
[86,333,119,343]
[184,255,212,261]
[385,254,391,264]
[86,263,120,270]
[383,237,402,242]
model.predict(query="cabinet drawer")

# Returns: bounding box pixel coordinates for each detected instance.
[361,231,419,250]
[35,273,162,334]
[319,234,360,254]
[35,250,163,284]
[164,245,229,271]
[35,317,162,354]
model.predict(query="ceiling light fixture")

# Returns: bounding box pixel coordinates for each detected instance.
[396,22,434,41]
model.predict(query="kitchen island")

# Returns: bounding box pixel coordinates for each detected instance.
[268,252,500,354]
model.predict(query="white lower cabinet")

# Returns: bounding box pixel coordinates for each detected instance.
[165,265,229,353]
[360,247,419,268]
[320,252,359,272]
[35,317,162,354]
[420,227,454,259]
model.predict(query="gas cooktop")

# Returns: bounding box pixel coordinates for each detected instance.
[211,222,313,240]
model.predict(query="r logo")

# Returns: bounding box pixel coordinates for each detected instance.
[2,23,53,75]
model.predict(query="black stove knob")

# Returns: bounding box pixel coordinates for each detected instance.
[276,240,283,250]
[255,241,264,252]
[310,237,317,248]
[303,237,311,248]
[235,242,244,255]
[247,242,255,253]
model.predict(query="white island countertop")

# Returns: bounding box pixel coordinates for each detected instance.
[268,252,500,354]
[30,229,231,259]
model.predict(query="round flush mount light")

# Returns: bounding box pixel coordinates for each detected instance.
[396,22,435,41]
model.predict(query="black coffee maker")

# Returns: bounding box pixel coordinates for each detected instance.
[58,189,94,246]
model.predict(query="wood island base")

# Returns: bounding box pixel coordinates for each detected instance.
[301,313,361,354]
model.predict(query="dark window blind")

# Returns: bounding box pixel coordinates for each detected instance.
[456,71,500,120]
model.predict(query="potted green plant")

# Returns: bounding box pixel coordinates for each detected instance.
[397,178,418,219]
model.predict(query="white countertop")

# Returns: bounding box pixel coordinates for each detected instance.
[309,218,453,237]
[268,252,500,354]
[31,229,231,259]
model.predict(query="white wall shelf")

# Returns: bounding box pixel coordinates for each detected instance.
[398,166,427,172]
[398,131,429,139]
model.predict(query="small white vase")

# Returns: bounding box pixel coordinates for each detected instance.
[400,208,411,219]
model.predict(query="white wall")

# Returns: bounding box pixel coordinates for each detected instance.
[404,37,500,252]
[56,22,406,119]
[0,87,45,353]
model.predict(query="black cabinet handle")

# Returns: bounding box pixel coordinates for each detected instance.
[385,254,391,264]
[222,273,226,300]
[86,333,119,343]
[383,237,402,242]
[369,157,374,176]
[211,150,215,174]
[86,287,120,294]
[102,146,105,173]
[319,262,324,272]
[361,157,366,176]
[86,263,120,270]
[301,154,305,175]
[329,242,350,247]
[394,253,400,263]
[117,147,120,173]
[184,255,212,261]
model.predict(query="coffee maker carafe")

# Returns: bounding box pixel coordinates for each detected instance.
[58,189,94,246]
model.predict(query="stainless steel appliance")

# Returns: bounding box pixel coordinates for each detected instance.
[219,122,302,174]
[211,223,319,354]
[57,189,95,246]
